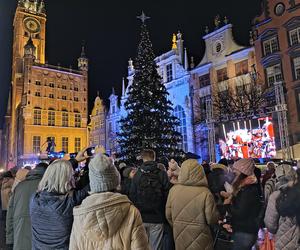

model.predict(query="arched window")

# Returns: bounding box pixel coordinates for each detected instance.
[174,105,188,152]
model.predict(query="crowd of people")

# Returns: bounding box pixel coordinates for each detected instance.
[0,146,299,250]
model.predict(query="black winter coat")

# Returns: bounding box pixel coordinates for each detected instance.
[129,161,171,224]
[230,184,262,234]
[30,186,89,250]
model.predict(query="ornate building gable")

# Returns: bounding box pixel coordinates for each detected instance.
[199,20,246,66]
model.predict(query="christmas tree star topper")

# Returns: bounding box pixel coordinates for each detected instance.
[137,11,150,24]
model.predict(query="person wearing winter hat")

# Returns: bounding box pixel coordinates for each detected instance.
[70,154,149,250]
[221,158,263,250]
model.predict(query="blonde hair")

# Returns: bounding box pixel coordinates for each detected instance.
[38,160,75,194]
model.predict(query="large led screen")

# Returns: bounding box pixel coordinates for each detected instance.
[218,117,276,159]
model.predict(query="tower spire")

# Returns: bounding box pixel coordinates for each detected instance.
[78,42,88,71]
[112,87,115,95]
[122,78,126,96]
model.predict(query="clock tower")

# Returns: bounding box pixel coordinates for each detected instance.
[8,0,46,162]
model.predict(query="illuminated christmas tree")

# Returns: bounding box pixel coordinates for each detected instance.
[118,13,182,162]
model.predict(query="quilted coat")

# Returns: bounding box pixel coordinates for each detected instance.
[69,192,150,250]
[166,159,219,250]
[264,190,300,250]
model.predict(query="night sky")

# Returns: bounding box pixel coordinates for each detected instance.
[0,0,262,127]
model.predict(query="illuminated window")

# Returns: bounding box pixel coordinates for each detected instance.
[235,60,249,76]
[289,27,300,46]
[199,74,210,88]
[174,105,188,152]
[49,94,54,98]
[62,137,68,153]
[33,109,41,125]
[263,37,279,56]
[33,136,41,154]
[166,64,173,82]
[75,114,81,127]
[217,68,228,82]
[62,112,68,127]
[266,64,283,86]
[75,138,81,152]
[48,111,55,126]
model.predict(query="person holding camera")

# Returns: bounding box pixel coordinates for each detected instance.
[30,148,90,250]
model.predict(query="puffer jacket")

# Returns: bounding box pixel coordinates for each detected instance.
[265,190,300,250]
[69,192,150,250]
[1,177,14,211]
[30,186,89,250]
[166,159,219,250]
[6,167,46,250]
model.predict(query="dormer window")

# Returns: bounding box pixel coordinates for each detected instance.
[166,64,173,82]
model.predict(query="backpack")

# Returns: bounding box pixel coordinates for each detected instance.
[136,168,163,212]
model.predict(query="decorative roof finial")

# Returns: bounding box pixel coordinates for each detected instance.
[205,26,209,34]
[137,11,150,24]
[214,15,221,29]
[249,30,254,46]
[177,31,182,40]
[184,48,189,71]
[112,87,115,95]
[190,56,195,69]
[97,90,100,97]
[172,34,177,50]
[80,40,87,58]
[224,16,228,24]
[128,58,134,71]
[122,78,126,96]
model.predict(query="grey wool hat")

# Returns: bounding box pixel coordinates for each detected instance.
[88,154,120,193]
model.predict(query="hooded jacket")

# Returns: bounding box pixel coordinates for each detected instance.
[6,167,46,250]
[166,159,219,250]
[69,192,150,250]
